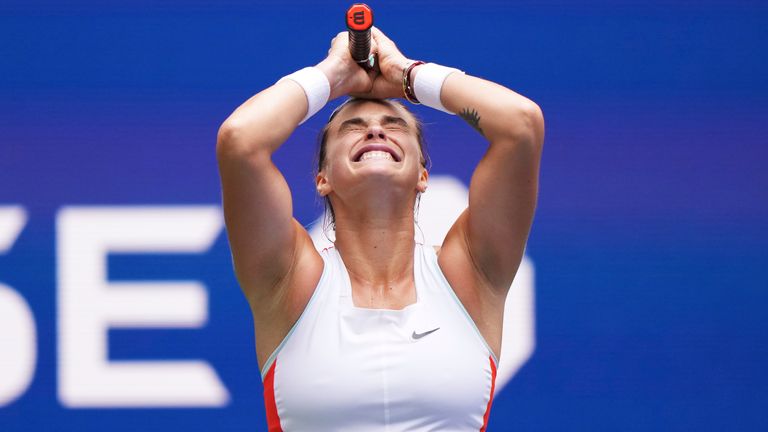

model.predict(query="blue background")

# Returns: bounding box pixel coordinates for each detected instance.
[1,0,767,430]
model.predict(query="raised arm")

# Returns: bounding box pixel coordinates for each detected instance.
[216,79,307,297]
[359,28,544,294]
[437,71,544,292]
[216,33,374,299]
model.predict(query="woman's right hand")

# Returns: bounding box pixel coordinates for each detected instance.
[316,31,378,100]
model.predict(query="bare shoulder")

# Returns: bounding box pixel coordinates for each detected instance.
[436,211,506,359]
[436,226,485,310]
[277,228,325,319]
[249,225,324,370]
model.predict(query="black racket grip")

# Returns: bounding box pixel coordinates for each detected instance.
[346,4,374,69]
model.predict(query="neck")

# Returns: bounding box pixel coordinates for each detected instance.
[332,203,417,308]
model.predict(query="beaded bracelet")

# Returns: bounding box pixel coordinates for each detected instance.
[402,60,425,104]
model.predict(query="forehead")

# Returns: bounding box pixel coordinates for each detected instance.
[330,100,415,128]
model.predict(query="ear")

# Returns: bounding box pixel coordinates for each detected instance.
[316,171,332,197]
[416,167,429,193]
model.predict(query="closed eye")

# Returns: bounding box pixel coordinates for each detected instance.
[337,115,410,134]
[343,126,365,133]
[338,117,367,134]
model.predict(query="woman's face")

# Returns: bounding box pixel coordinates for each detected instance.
[316,100,428,203]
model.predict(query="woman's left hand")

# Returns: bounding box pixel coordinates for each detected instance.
[350,27,411,99]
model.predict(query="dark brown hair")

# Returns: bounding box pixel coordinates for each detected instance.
[315,98,431,227]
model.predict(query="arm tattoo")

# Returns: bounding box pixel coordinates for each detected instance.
[459,108,484,137]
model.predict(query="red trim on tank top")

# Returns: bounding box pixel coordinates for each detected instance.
[263,360,283,432]
[480,355,497,432]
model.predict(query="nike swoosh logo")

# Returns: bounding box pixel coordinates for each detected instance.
[412,327,440,340]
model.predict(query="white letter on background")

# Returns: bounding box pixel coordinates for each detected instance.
[0,206,35,407]
[57,206,229,408]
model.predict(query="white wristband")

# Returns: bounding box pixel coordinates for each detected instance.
[413,63,464,114]
[278,67,330,124]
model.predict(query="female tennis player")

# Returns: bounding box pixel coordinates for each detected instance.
[217,27,543,431]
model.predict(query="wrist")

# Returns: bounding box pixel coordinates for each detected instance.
[316,56,352,100]
[412,63,464,114]
[409,64,424,85]
[390,58,410,83]
[278,66,330,124]
[401,60,425,104]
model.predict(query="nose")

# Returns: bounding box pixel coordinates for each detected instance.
[366,124,386,141]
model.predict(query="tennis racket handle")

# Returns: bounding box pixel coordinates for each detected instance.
[346,4,374,69]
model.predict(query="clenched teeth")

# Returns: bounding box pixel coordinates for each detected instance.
[359,150,394,161]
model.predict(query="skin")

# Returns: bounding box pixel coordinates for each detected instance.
[318,100,428,310]
[216,28,544,369]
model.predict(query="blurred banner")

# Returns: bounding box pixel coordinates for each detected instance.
[1,1,766,430]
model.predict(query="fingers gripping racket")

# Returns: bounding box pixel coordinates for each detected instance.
[346,4,375,69]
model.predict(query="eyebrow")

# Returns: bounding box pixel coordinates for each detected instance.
[337,115,410,133]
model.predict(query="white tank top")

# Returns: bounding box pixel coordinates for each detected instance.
[261,244,498,432]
